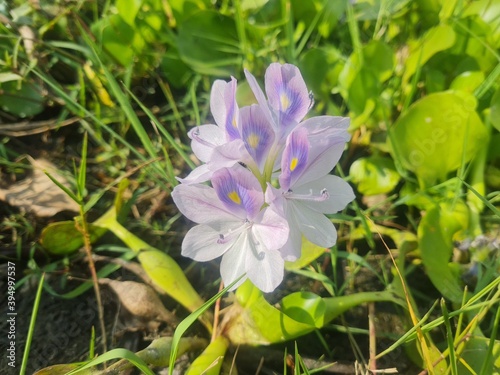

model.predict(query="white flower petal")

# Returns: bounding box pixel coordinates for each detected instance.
[294,175,355,214]
[182,224,234,261]
[176,164,213,185]
[246,243,284,293]
[252,207,289,250]
[172,184,239,224]
[189,124,225,162]
[290,202,338,248]
[220,233,249,290]
[279,207,302,261]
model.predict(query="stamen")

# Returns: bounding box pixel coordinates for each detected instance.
[308,91,314,110]
[283,188,329,202]
[217,221,251,244]
[190,128,217,148]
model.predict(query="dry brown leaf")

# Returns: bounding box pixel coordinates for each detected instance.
[0,157,79,216]
[100,278,178,328]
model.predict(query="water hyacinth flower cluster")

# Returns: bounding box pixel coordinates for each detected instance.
[172,63,354,293]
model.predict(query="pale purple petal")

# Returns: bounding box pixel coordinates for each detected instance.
[265,63,310,129]
[252,207,289,250]
[244,68,277,131]
[182,224,234,261]
[210,78,240,141]
[293,175,355,214]
[240,105,275,169]
[288,116,350,186]
[209,138,248,168]
[279,127,310,191]
[220,233,249,290]
[278,206,302,261]
[188,124,225,163]
[246,242,284,293]
[290,202,338,248]
[176,164,213,185]
[172,183,239,224]
[264,183,285,216]
[211,165,264,220]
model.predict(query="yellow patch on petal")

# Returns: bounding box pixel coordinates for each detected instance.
[280,93,290,111]
[232,116,237,128]
[228,191,241,204]
[290,157,299,171]
[247,133,259,149]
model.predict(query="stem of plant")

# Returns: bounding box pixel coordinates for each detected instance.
[76,213,108,358]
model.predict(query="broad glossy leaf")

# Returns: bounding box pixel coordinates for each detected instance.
[225,283,403,345]
[116,0,142,25]
[402,24,456,84]
[462,0,500,48]
[338,40,395,118]
[280,292,326,327]
[418,203,468,303]
[169,0,209,24]
[298,47,342,99]
[177,10,241,76]
[350,156,400,195]
[91,14,140,67]
[389,91,487,187]
[355,0,410,20]
[0,80,44,117]
[160,48,193,88]
[457,333,495,374]
[40,221,106,255]
[449,71,485,93]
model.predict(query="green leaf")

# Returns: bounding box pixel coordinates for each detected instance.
[298,47,342,99]
[389,91,487,188]
[116,0,143,25]
[450,71,485,94]
[40,221,106,255]
[185,336,228,375]
[91,14,140,67]
[177,10,241,76]
[349,156,400,195]
[490,86,500,132]
[417,203,468,303]
[0,80,45,117]
[402,24,456,84]
[280,292,326,328]
[225,283,404,345]
[338,40,395,117]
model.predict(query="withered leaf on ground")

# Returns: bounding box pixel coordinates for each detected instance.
[100,278,179,330]
[0,158,79,217]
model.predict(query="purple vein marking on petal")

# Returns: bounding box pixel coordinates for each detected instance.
[241,105,275,169]
[210,78,240,141]
[212,166,263,219]
[223,77,240,141]
[279,127,310,191]
[265,63,310,129]
[244,68,277,131]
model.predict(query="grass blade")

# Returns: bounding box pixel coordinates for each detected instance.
[20,273,45,375]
